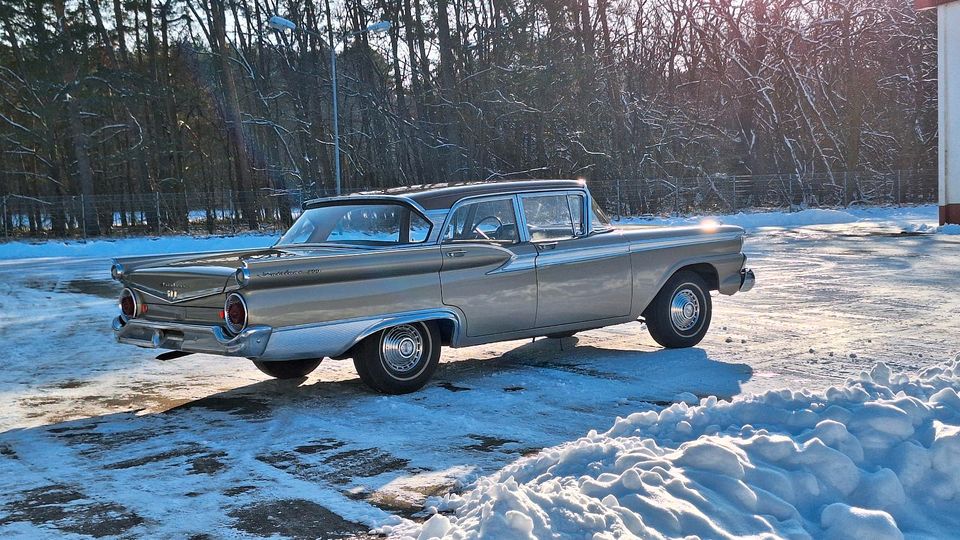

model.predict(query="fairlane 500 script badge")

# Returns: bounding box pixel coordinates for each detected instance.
[162,281,189,300]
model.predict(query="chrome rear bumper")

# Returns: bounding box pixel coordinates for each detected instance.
[112,317,271,358]
[739,268,756,292]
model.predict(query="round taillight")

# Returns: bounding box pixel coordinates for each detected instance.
[119,288,137,319]
[224,293,247,334]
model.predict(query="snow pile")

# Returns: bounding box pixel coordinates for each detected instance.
[618,204,938,231]
[902,223,960,236]
[402,360,960,539]
[715,208,857,229]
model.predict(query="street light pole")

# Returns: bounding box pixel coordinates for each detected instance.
[269,16,391,196]
[329,43,341,197]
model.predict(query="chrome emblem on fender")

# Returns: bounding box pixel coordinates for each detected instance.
[166,290,179,300]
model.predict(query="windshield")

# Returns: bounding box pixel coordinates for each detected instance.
[277,203,432,246]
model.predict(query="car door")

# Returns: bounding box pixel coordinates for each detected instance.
[520,191,633,328]
[439,195,538,336]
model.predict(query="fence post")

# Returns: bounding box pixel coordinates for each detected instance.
[228,189,236,234]
[842,171,848,206]
[155,192,161,236]
[80,195,87,239]
[674,180,680,215]
[897,170,902,205]
[615,177,622,220]
[731,176,737,213]
[2,196,7,239]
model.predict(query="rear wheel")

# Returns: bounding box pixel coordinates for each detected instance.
[353,321,440,394]
[252,358,322,379]
[644,270,712,349]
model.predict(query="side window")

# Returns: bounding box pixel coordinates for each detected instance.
[567,195,585,236]
[409,212,431,242]
[443,198,520,244]
[590,198,611,231]
[522,194,584,241]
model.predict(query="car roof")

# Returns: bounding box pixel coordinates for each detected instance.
[354,179,586,210]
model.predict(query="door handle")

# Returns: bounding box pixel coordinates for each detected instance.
[446,249,467,258]
[536,242,558,251]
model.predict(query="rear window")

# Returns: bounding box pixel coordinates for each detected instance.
[277,203,432,246]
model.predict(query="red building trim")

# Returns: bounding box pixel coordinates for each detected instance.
[941,204,960,225]
[916,0,960,10]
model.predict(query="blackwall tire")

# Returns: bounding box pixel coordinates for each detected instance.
[354,321,441,394]
[644,271,712,349]
[252,358,322,379]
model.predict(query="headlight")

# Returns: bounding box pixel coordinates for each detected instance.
[119,288,139,319]
[224,293,248,334]
[111,262,124,281]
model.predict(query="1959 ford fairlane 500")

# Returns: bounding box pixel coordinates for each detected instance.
[112,180,755,393]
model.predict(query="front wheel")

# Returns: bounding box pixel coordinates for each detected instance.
[252,358,322,379]
[644,271,712,349]
[353,321,441,394]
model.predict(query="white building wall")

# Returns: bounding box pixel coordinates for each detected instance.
[939,2,960,223]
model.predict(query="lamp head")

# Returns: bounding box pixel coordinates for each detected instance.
[268,16,297,32]
[366,21,392,33]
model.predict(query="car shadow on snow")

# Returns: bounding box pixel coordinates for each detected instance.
[0,340,751,538]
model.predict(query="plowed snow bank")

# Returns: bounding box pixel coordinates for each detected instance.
[398,359,960,539]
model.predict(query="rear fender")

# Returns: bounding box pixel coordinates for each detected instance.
[333,308,465,359]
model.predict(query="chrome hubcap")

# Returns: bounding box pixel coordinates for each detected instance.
[670,288,700,332]
[381,324,424,373]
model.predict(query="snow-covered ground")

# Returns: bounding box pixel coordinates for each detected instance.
[0,205,958,538]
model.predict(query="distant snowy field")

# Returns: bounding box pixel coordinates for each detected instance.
[0,204,951,260]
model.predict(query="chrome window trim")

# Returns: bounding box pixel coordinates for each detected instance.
[438,188,583,246]
[517,189,590,243]
[438,193,525,246]
[566,192,586,236]
[281,195,435,248]
[587,196,613,235]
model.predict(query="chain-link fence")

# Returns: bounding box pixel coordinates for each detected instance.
[588,170,937,219]
[0,170,937,239]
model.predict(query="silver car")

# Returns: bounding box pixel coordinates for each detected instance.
[112,180,755,393]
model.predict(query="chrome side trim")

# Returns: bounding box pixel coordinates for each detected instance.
[628,232,743,252]
[257,308,465,361]
[486,253,535,274]
[533,243,630,268]
[130,285,226,305]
